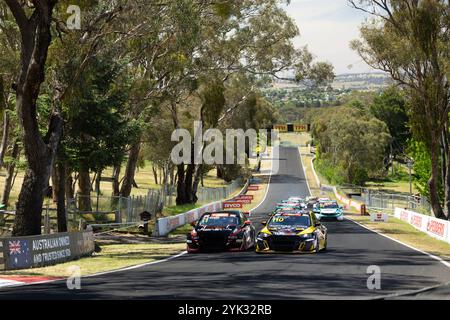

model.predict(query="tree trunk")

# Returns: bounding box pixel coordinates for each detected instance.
[56,161,67,232]
[1,141,19,208]
[176,163,186,205]
[78,166,92,212]
[95,170,102,194]
[120,142,141,197]
[444,124,450,220]
[112,164,121,196]
[0,76,9,168]
[184,163,195,204]
[217,165,224,179]
[8,1,63,236]
[65,172,75,200]
[191,164,202,204]
[152,164,158,185]
[51,163,58,203]
[429,138,445,219]
[0,112,10,168]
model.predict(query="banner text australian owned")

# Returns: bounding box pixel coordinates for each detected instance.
[33,236,71,264]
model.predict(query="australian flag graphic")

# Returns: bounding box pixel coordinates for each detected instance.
[7,240,31,269]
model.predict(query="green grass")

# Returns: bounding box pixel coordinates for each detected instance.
[163,203,199,217]
[169,224,193,236]
[0,243,186,278]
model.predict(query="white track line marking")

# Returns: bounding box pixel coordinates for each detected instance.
[249,146,275,213]
[0,251,189,289]
[346,216,450,269]
[298,148,312,197]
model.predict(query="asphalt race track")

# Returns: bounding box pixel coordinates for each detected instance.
[0,146,449,300]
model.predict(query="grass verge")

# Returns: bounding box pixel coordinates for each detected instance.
[347,214,450,262]
[0,243,185,278]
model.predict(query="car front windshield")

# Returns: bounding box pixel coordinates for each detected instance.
[199,214,240,227]
[322,203,339,209]
[268,215,311,228]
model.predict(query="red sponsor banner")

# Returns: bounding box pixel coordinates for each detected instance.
[427,219,446,238]
[400,210,410,222]
[234,199,252,204]
[223,202,243,209]
[247,185,260,191]
[410,214,423,229]
[238,195,254,200]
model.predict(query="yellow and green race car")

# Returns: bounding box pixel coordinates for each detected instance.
[256,211,327,253]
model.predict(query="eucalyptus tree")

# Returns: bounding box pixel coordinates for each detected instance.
[173,0,335,205]
[350,0,450,219]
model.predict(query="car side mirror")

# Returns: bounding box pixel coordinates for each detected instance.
[261,221,267,226]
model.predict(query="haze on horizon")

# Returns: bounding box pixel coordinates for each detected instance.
[282,0,375,75]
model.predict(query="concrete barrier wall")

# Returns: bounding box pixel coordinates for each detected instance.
[333,187,363,212]
[155,201,223,237]
[0,231,95,271]
[394,208,450,244]
[154,179,251,237]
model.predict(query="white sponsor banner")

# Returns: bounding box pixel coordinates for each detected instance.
[394,208,449,243]
[370,213,389,222]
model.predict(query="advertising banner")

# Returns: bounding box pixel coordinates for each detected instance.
[0,231,95,271]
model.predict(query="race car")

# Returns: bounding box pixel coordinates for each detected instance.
[287,197,308,209]
[315,200,344,221]
[187,211,256,253]
[312,198,332,214]
[275,201,303,210]
[270,206,298,217]
[256,211,327,254]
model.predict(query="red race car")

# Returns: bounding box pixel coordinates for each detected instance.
[187,211,256,253]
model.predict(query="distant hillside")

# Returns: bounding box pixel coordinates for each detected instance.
[332,72,392,90]
[271,72,392,91]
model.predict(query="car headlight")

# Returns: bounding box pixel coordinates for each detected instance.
[299,233,315,239]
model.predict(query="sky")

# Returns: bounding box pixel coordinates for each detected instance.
[281,0,374,75]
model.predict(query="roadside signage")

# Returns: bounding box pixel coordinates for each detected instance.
[370,213,389,222]
[234,199,252,204]
[294,124,308,132]
[274,124,288,132]
[247,185,260,191]
[237,195,254,200]
[223,202,243,209]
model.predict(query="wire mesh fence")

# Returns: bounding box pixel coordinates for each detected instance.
[67,178,243,229]
[68,189,164,228]
[360,189,432,214]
